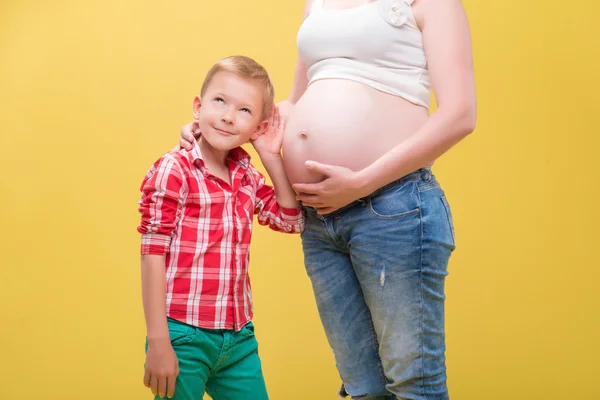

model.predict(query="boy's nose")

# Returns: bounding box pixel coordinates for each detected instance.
[221,110,234,124]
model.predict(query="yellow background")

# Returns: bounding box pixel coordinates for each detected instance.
[1,0,599,399]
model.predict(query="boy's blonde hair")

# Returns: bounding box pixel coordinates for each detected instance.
[200,56,274,120]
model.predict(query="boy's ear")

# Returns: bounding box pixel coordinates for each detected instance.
[192,96,202,120]
[250,120,269,141]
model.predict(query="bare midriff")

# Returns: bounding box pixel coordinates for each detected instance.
[282,79,431,185]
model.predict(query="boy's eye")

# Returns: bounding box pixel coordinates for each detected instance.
[215,97,224,103]
[240,108,251,114]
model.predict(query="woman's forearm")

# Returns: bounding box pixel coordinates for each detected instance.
[358,104,476,194]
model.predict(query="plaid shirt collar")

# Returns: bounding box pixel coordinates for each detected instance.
[187,138,251,175]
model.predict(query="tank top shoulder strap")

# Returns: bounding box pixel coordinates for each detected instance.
[311,0,325,11]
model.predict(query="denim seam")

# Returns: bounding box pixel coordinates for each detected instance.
[367,316,387,393]
[347,247,386,396]
[323,217,346,248]
[417,181,440,193]
[417,187,426,398]
[212,332,230,371]
[323,211,352,248]
[419,272,426,399]
[440,196,456,245]
[368,202,421,220]
[367,180,421,220]
[416,186,424,240]
[338,218,351,248]
[332,216,350,247]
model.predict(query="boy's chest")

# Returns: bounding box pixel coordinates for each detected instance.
[184,172,256,226]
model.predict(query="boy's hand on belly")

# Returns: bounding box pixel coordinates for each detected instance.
[252,105,285,160]
[144,339,179,399]
[293,161,368,214]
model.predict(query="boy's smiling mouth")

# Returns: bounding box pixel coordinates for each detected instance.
[213,127,235,136]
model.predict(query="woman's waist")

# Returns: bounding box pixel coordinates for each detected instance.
[304,167,435,218]
[298,79,428,110]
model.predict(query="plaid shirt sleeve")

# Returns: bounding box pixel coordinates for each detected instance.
[253,170,305,234]
[137,154,186,255]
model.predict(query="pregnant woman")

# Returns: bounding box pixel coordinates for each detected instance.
[181,0,476,398]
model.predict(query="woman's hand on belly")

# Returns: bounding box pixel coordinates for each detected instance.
[292,160,369,214]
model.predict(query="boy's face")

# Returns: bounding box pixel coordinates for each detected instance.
[194,71,268,152]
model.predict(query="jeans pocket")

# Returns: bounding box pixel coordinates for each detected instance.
[241,321,255,337]
[167,318,195,346]
[368,181,420,220]
[440,195,456,244]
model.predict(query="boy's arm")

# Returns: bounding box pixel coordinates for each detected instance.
[253,156,305,234]
[254,168,305,234]
[141,255,169,341]
[141,255,179,399]
[137,154,186,399]
[251,106,304,233]
[138,154,186,250]
[252,105,299,209]
[260,155,300,210]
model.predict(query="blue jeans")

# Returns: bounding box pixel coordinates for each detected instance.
[301,168,455,400]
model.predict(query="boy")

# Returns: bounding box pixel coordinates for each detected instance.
[137,56,304,400]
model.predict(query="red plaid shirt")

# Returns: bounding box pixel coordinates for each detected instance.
[137,141,304,331]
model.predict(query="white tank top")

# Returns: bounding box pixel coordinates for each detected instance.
[297,0,431,109]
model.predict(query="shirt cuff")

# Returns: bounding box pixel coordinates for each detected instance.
[140,233,171,255]
[279,206,305,233]
[279,206,303,218]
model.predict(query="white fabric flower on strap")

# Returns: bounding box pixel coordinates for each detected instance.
[378,0,413,27]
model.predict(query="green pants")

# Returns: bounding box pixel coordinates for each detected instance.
[146,318,268,400]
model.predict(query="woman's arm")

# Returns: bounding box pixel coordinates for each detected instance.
[293,0,477,213]
[277,56,309,121]
[276,0,313,120]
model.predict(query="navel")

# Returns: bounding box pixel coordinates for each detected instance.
[298,129,309,139]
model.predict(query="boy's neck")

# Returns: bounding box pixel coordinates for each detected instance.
[198,137,232,184]
[198,137,229,167]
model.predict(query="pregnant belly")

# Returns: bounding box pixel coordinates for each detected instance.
[282,79,429,185]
